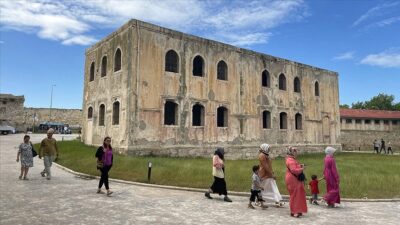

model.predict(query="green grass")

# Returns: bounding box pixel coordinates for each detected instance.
[35,141,400,199]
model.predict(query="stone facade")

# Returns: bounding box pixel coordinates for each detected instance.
[82,19,341,158]
[0,94,25,130]
[0,93,82,132]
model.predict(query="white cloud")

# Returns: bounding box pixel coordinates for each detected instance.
[0,41,4,44]
[367,16,400,28]
[360,49,400,68]
[352,1,400,28]
[0,0,308,46]
[333,52,355,61]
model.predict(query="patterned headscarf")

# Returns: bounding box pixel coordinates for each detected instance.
[286,146,298,156]
[325,146,336,156]
[259,143,270,154]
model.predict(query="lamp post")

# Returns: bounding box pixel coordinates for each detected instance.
[49,84,56,122]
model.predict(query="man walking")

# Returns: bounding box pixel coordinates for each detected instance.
[39,128,59,180]
[373,140,380,154]
[380,139,386,154]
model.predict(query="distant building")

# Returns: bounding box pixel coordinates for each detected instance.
[0,94,25,130]
[82,19,341,159]
[340,109,400,151]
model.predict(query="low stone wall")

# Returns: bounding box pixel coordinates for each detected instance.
[125,144,342,159]
[24,107,82,127]
[340,129,400,152]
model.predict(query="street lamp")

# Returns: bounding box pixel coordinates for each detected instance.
[49,84,56,122]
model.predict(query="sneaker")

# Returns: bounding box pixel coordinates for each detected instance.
[97,189,105,194]
[223,196,232,202]
[275,202,284,207]
[40,171,46,177]
[248,203,255,209]
[107,191,113,196]
[46,177,51,180]
[204,192,213,199]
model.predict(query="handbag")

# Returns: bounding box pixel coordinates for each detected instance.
[212,167,224,178]
[97,160,104,169]
[31,145,38,157]
[286,165,306,182]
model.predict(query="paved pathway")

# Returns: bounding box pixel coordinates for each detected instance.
[1,134,399,225]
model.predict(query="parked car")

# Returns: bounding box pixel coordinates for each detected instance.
[0,125,16,135]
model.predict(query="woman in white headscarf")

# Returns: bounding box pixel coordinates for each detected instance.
[323,146,341,208]
[258,143,284,207]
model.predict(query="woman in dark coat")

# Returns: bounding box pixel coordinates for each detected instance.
[204,148,232,202]
[95,136,113,196]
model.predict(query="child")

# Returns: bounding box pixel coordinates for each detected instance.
[249,165,268,209]
[308,175,323,205]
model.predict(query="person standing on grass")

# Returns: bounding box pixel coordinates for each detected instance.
[95,136,114,196]
[258,143,284,207]
[16,135,34,180]
[387,141,393,154]
[373,140,380,154]
[285,146,307,218]
[380,138,386,154]
[204,147,232,202]
[323,146,341,208]
[39,128,58,180]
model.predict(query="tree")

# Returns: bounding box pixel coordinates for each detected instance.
[349,93,399,111]
[340,104,350,109]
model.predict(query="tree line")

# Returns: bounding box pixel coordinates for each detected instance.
[340,93,400,111]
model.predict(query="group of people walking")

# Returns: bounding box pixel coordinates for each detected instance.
[16,128,58,180]
[204,144,341,218]
[373,139,393,154]
[16,130,341,218]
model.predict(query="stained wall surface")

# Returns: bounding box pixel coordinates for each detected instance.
[82,20,341,158]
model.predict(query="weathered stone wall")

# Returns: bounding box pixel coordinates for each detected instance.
[340,128,400,151]
[24,108,82,127]
[0,94,25,130]
[82,20,341,157]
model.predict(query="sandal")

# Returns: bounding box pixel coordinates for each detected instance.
[275,202,284,207]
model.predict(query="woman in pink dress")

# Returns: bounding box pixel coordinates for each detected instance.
[323,146,340,207]
[285,146,307,218]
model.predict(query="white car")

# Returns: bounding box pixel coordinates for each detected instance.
[0,125,16,135]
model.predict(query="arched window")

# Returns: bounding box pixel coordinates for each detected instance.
[279,73,286,90]
[89,62,95,82]
[87,107,93,119]
[165,50,179,73]
[315,81,320,96]
[217,60,228,80]
[294,77,301,93]
[192,103,205,126]
[262,110,271,129]
[112,101,120,125]
[114,48,121,72]
[280,112,287,129]
[192,55,204,77]
[295,113,302,130]
[99,104,105,126]
[262,70,270,87]
[101,56,107,77]
[217,106,228,127]
[164,101,178,125]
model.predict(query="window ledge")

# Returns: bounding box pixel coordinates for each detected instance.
[165,71,181,76]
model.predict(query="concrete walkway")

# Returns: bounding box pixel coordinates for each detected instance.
[1,134,399,225]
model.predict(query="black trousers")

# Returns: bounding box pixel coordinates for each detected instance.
[98,166,111,189]
[374,147,379,154]
[380,146,386,154]
[387,147,393,154]
[249,189,263,202]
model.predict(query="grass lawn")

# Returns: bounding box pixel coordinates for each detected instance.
[36,141,400,199]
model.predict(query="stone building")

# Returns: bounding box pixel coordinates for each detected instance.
[0,94,25,130]
[0,93,82,132]
[82,19,340,158]
[340,109,400,151]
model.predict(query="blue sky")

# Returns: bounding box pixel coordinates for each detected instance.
[1,0,399,109]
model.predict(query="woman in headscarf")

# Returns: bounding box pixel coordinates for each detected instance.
[285,146,307,218]
[204,147,232,202]
[258,143,284,207]
[323,146,340,208]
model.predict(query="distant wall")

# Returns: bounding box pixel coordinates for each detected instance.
[24,107,82,128]
[340,129,400,152]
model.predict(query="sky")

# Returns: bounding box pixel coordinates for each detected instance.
[0,0,399,109]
